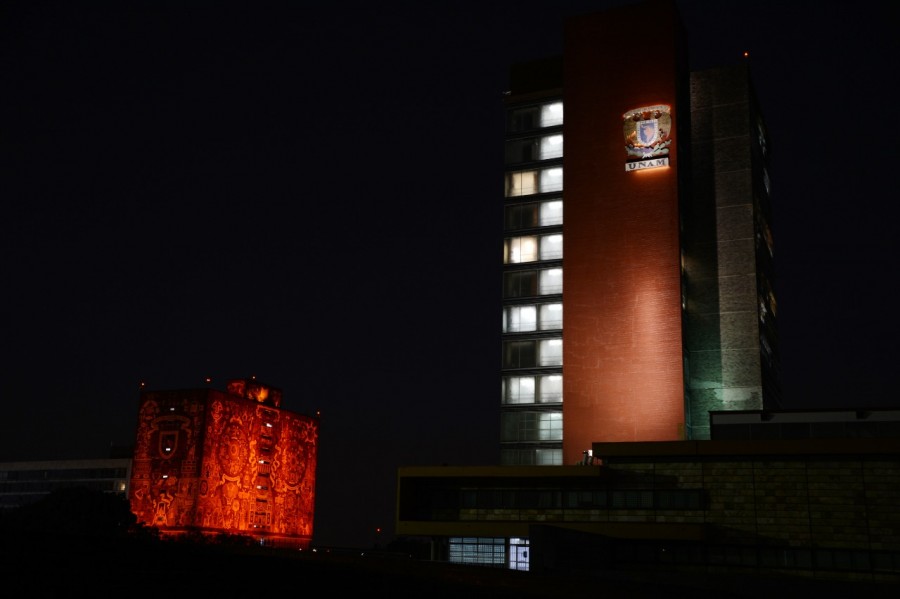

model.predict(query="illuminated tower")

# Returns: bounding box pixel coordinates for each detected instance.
[129,378,318,549]
[500,0,779,465]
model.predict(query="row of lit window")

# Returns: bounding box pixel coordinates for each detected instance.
[505,134,563,163]
[505,199,562,230]
[503,338,562,368]
[503,268,562,298]
[502,303,561,333]
[502,375,562,404]
[507,101,563,133]
[505,167,563,197]
[500,448,562,466]
[503,234,562,264]
[501,411,562,442]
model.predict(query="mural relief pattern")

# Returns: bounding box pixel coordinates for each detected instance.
[130,386,318,547]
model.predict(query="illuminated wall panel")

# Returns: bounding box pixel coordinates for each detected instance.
[561,1,688,462]
[130,380,318,548]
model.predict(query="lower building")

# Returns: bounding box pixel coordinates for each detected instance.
[129,378,318,549]
[396,410,900,582]
[0,458,132,510]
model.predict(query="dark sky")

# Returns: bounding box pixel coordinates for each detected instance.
[3,0,898,548]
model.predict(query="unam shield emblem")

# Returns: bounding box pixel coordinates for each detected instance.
[637,119,658,145]
[623,105,672,162]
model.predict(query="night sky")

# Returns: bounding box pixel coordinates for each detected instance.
[3,0,898,548]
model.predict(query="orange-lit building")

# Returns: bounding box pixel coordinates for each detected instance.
[129,378,318,549]
[500,0,779,465]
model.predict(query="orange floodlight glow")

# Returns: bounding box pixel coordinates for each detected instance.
[129,379,318,549]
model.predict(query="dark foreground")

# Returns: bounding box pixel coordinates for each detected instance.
[2,531,897,598]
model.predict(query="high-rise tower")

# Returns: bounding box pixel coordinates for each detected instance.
[500,0,779,465]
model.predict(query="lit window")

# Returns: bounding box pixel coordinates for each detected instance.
[503,305,537,332]
[503,376,535,404]
[539,303,562,330]
[505,167,563,197]
[540,102,564,127]
[504,236,538,263]
[539,339,563,366]
[539,234,563,260]
[539,268,563,295]
[539,200,563,226]
[505,170,537,197]
[539,134,563,159]
[539,167,563,193]
[538,412,563,440]
[538,375,563,403]
[535,448,563,465]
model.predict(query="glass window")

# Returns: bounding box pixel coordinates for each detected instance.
[539,268,562,295]
[503,270,537,298]
[538,374,563,403]
[504,236,538,263]
[539,339,562,366]
[507,101,563,133]
[505,138,539,163]
[505,134,563,163]
[539,303,562,330]
[611,491,653,509]
[508,538,530,571]
[503,340,536,369]
[505,203,540,230]
[540,102,563,127]
[448,537,506,566]
[503,305,537,332]
[505,170,537,197]
[503,376,535,404]
[540,200,563,226]
[504,200,563,231]
[505,235,561,264]
[500,412,523,441]
[539,134,563,159]
[539,167,563,193]
[501,410,562,441]
[539,412,563,440]
[501,338,562,368]
[503,268,561,298]
[539,234,563,260]
[505,167,563,197]
[507,105,540,133]
[503,375,561,405]
[534,448,562,465]
[502,302,561,331]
